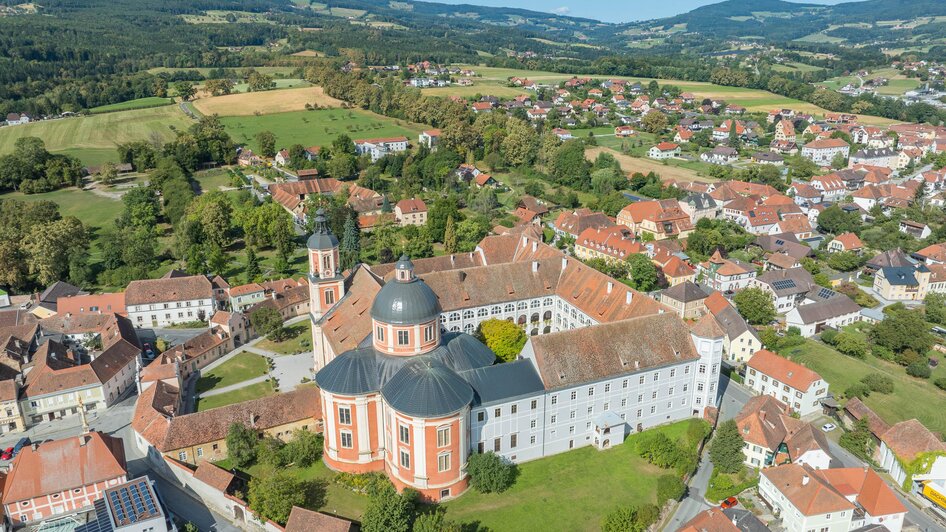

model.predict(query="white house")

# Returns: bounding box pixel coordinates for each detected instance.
[785,290,862,337]
[648,142,680,160]
[125,275,216,328]
[5,113,30,126]
[745,349,828,416]
[802,139,850,166]
[735,395,831,470]
[878,419,946,492]
[354,136,409,162]
[419,129,441,150]
[701,147,739,165]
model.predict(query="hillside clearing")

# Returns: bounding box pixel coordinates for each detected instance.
[89,97,176,114]
[585,146,713,183]
[191,86,343,116]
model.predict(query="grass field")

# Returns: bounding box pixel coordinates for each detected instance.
[441,420,701,531]
[779,335,946,437]
[772,62,825,74]
[256,321,312,355]
[89,97,176,114]
[195,352,269,394]
[585,146,712,183]
[452,64,898,125]
[822,67,920,97]
[196,380,277,411]
[0,106,193,166]
[192,86,342,116]
[230,78,312,94]
[147,66,298,77]
[220,108,425,152]
[421,84,529,99]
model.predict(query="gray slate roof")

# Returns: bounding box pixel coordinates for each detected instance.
[660,281,708,303]
[461,359,545,406]
[381,359,474,418]
[794,295,861,324]
[370,275,442,325]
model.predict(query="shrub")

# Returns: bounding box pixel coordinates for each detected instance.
[820,329,839,345]
[845,382,871,399]
[466,452,516,493]
[860,373,894,394]
[256,436,288,468]
[935,377,946,391]
[334,472,391,495]
[656,474,686,504]
[283,430,323,468]
[226,423,258,468]
[601,504,660,532]
[906,361,932,379]
[835,333,868,358]
[635,432,684,470]
[871,344,895,361]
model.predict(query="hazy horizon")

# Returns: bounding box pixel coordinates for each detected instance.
[426,0,863,23]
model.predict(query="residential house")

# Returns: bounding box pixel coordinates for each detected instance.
[57,293,126,316]
[810,175,848,202]
[752,234,814,271]
[679,192,719,223]
[573,226,639,264]
[274,149,289,166]
[354,137,409,162]
[704,292,761,364]
[471,102,493,114]
[770,140,798,155]
[898,148,924,169]
[785,287,862,337]
[615,126,636,138]
[701,146,739,165]
[802,139,850,166]
[680,507,768,532]
[849,148,899,170]
[878,419,946,495]
[745,349,828,416]
[395,198,428,227]
[752,152,784,166]
[4,113,30,126]
[698,251,757,292]
[286,507,356,532]
[851,183,919,212]
[2,431,127,525]
[873,264,930,301]
[899,220,931,239]
[517,196,549,217]
[658,282,708,319]
[473,173,497,188]
[0,380,23,434]
[774,119,796,142]
[552,208,614,239]
[735,395,831,469]
[751,268,816,314]
[661,256,697,287]
[864,248,915,275]
[617,200,694,241]
[228,283,266,312]
[827,233,863,254]
[914,242,946,264]
[418,129,441,150]
[648,142,680,160]
[552,128,573,141]
[125,275,215,328]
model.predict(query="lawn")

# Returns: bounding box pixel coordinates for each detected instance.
[441,420,700,531]
[256,320,312,355]
[220,108,426,152]
[0,106,193,166]
[779,337,946,437]
[89,97,176,114]
[421,83,530,99]
[195,352,269,393]
[584,146,714,184]
[196,380,276,411]
[194,168,236,193]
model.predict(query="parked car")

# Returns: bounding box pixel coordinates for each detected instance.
[721,497,739,509]
[822,423,837,432]
[143,342,155,358]
[12,437,30,456]
[1,447,12,460]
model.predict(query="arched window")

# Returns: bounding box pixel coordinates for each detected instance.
[543,326,551,334]
[531,313,539,323]
[517,315,527,325]
[543,311,552,321]
[322,254,331,272]
[449,312,460,322]
[543,297,554,307]
[517,301,528,311]
[463,309,475,319]
[464,323,475,334]
[530,328,539,336]
[477,308,489,317]
[440,314,447,323]
[450,326,460,332]
[530,299,540,309]
[505,303,515,313]
[491,305,502,315]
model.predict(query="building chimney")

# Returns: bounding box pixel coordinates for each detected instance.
[802,474,810,486]
[607,281,613,294]
[532,261,539,273]
[249,412,256,429]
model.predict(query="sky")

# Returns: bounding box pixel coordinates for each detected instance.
[426,0,860,23]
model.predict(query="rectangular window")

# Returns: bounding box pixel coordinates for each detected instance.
[400,450,411,469]
[399,424,410,445]
[530,419,537,429]
[494,438,501,452]
[531,399,537,410]
[636,409,642,418]
[650,405,656,414]
[338,406,352,425]
[438,453,451,472]
[604,383,611,393]
[570,410,576,419]
[325,291,335,305]
[178,451,187,461]
[196,447,203,457]
[437,426,451,447]
[550,415,557,424]
[511,404,518,414]
[588,387,594,397]
[551,395,558,405]
[424,325,434,343]
[397,330,410,346]
[510,433,518,448]
[670,368,676,377]
[639,376,645,385]
[530,435,536,444]
[376,326,385,342]
[340,431,353,448]
[653,372,659,382]
[622,379,628,389]
[570,390,577,400]
[477,411,484,422]
[494,408,501,418]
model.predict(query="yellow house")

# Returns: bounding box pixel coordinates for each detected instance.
[0,380,24,434]
[873,265,930,301]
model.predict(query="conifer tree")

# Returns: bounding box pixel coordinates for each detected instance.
[443,215,458,254]
[341,216,361,270]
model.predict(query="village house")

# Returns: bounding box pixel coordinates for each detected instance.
[274,149,289,166]
[679,192,719,223]
[2,431,127,525]
[810,174,848,202]
[873,264,931,301]
[785,287,862,337]
[5,113,30,126]
[735,395,831,470]
[648,142,680,160]
[354,136,409,162]
[751,268,817,314]
[774,119,796,142]
[752,152,784,166]
[899,219,931,239]
[698,251,756,292]
[704,292,761,364]
[617,200,694,241]
[418,129,441,150]
[849,148,899,170]
[552,208,614,239]
[877,419,946,499]
[615,125,636,138]
[228,283,266,312]
[125,275,215,328]
[395,198,428,227]
[801,138,850,166]
[573,226,639,264]
[745,349,827,416]
[658,282,708,320]
[701,146,739,165]
[827,232,863,254]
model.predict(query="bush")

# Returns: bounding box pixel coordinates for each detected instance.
[226,423,258,468]
[820,329,839,345]
[860,374,894,394]
[283,430,323,467]
[601,504,660,532]
[256,436,288,467]
[935,377,946,391]
[845,382,871,399]
[871,344,895,361]
[334,472,391,495]
[656,474,686,504]
[906,361,932,379]
[466,452,516,493]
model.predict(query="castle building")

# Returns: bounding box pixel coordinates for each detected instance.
[310,220,725,502]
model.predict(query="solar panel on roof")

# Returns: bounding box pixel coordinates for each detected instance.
[771,279,797,290]
[817,287,836,299]
[775,239,785,245]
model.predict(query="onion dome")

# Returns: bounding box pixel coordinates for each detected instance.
[306,208,338,251]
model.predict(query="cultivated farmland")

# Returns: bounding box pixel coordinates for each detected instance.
[191,85,343,116]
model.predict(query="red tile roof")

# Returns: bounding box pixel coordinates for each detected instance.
[762,463,854,516]
[747,349,822,391]
[880,419,946,461]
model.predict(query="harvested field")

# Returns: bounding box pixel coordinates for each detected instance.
[585,146,713,183]
[290,50,325,57]
[191,86,343,116]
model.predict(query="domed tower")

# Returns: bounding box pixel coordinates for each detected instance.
[309,209,345,371]
[369,256,442,356]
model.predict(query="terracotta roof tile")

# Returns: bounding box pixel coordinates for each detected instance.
[285,507,355,532]
[813,468,905,518]
[193,463,235,493]
[747,350,822,391]
[125,275,213,306]
[843,397,890,437]
[880,419,946,461]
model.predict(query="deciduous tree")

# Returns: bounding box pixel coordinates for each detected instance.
[475,319,527,363]
[733,288,776,325]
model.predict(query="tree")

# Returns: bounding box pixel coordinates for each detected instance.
[827,251,865,272]
[255,131,277,158]
[174,81,196,102]
[466,452,516,493]
[251,307,283,337]
[870,307,934,356]
[245,246,261,283]
[831,151,848,170]
[861,374,894,394]
[817,205,861,234]
[501,118,539,166]
[361,483,415,532]
[247,469,306,525]
[207,245,229,275]
[601,505,658,532]
[709,420,745,474]
[642,111,669,134]
[283,430,323,468]
[99,162,118,185]
[340,216,361,271]
[627,254,659,292]
[475,319,527,363]
[732,288,776,325]
[656,474,686,504]
[839,419,873,462]
[427,196,461,242]
[205,78,235,96]
[549,141,591,189]
[443,215,458,254]
[906,361,932,379]
[834,333,867,358]
[412,509,461,532]
[925,292,946,325]
[226,423,258,468]
[22,217,88,286]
